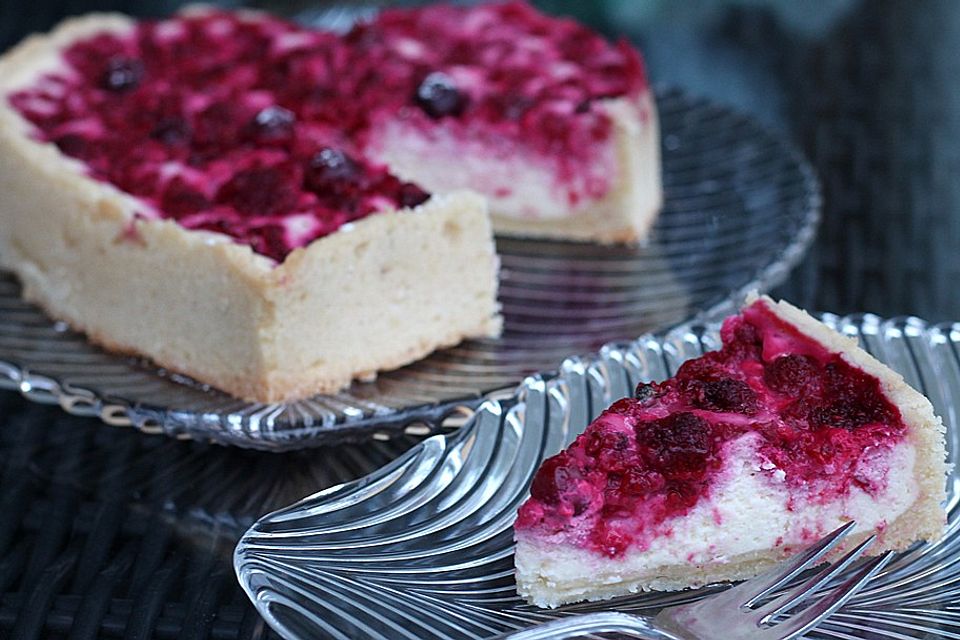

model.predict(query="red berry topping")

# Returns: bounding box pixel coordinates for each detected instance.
[529,452,582,505]
[8,4,647,262]
[516,300,907,558]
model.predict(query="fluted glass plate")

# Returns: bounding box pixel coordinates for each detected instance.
[236,313,960,640]
[0,89,819,450]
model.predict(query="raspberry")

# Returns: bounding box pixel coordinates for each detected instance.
[620,468,665,496]
[529,453,580,505]
[584,428,633,473]
[637,412,714,475]
[764,354,821,395]
[688,378,758,414]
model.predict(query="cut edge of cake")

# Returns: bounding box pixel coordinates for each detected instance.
[0,14,502,403]
[515,295,948,608]
[486,92,662,244]
[370,90,662,245]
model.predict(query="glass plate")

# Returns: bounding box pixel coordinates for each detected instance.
[0,89,819,450]
[235,313,960,640]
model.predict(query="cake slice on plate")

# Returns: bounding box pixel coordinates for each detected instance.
[0,2,660,402]
[515,295,948,608]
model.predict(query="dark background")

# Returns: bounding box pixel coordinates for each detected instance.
[1,1,958,639]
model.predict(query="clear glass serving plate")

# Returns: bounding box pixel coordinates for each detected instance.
[235,313,960,639]
[0,89,819,449]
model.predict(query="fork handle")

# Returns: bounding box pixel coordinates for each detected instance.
[495,612,687,639]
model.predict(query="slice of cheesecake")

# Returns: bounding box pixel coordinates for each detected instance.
[515,295,948,608]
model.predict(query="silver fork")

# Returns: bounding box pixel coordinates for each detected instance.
[502,521,892,640]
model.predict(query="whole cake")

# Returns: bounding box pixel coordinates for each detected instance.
[0,3,659,401]
[514,295,948,607]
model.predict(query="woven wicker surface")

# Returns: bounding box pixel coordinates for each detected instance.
[2,1,960,638]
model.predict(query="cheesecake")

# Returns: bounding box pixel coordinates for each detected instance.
[514,295,948,607]
[0,3,660,402]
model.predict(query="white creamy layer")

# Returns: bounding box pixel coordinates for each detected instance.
[365,117,618,221]
[516,432,919,608]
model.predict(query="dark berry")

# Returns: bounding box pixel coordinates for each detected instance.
[529,452,580,504]
[160,178,210,217]
[694,378,758,414]
[150,117,191,145]
[247,225,289,263]
[637,412,714,475]
[102,57,144,92]
[396,183,430,208]
[414,72,467,118]
[675,354,724,385]
[216,164,300,216]
[193,102,242,149]
[818,361,897,428]
[810,398,892,431]
[54,133,89,157]
[250,105,296,143]
[764,354,821,395]
[305,148,361,192]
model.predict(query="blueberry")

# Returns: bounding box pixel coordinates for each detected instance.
[397,183,430,208]
[251,106,295,143]
[634,382,658,403]
[150,117,191,145]
[306,148,360,191]
[414,72,467,119]
[102,57,144,92]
